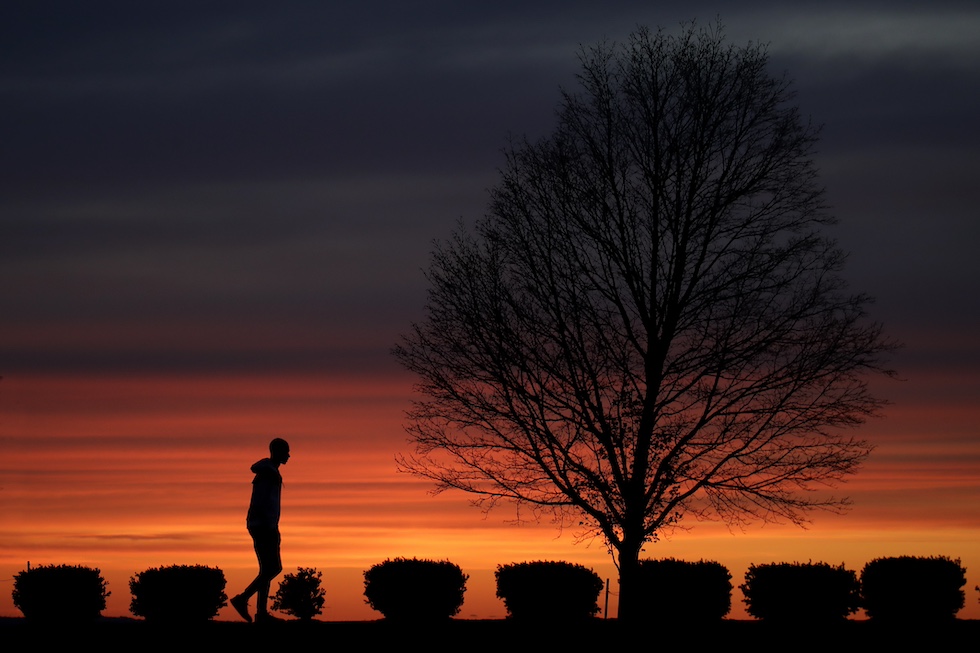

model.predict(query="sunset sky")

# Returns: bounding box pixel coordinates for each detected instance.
[2,1,979,621]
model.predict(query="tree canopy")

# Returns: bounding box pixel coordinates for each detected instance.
[393,21,895,620]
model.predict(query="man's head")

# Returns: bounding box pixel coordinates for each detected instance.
[270,438,290,465]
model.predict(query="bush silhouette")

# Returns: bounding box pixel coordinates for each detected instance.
[740,561,860,623]
[363,557,468,621]
[636,558,732,623]
[272,566,326,621]
[129,564,228,622]
[495,560,604,621]
[860,555,966,623]
[12,564,109,622]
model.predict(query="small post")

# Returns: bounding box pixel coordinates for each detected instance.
[604,578,609,619]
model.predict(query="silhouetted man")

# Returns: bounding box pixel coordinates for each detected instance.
[231,437,290,623]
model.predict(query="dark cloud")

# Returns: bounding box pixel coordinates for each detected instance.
[1,1,977,375]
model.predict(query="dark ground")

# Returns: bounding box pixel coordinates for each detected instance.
[2,617,978,651]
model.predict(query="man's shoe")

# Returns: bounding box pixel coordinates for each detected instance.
[230,594,251,623]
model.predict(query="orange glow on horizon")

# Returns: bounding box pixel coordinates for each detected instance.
[2,372,979,621]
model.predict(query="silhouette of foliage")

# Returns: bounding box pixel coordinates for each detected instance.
[740,561,860,623]
[12,564,109,622]
[860,555,966,623]
[637,558,732,623]
[363,557,468,621]
[129,564,228,622]
[393,19,896,622]
[494,560,604,620]
[272,566,326,621]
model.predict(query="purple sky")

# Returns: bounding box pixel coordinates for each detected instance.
[2,1,977,378]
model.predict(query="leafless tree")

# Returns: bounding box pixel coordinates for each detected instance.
[393,22,896,621]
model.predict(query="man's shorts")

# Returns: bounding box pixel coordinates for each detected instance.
[248,525,281,576]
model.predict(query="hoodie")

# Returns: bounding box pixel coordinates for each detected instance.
[246,457,282,530]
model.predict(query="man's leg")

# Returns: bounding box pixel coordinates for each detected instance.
[255,577,272,616]
[252,528,283,621]
[231,527,279,622]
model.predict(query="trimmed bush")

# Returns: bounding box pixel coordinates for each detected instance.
[12,564,110,622]
[860,555,966,623]
[363,557,468,620]
[272,566,326,621]
[129,564,228,622]
[740,561,860,623]
[495,560,604,621]
[636,558,732,623]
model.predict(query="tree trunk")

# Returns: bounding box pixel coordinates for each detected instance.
[615,539,645,622]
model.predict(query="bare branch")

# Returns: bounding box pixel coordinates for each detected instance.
[392,20,897,621]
